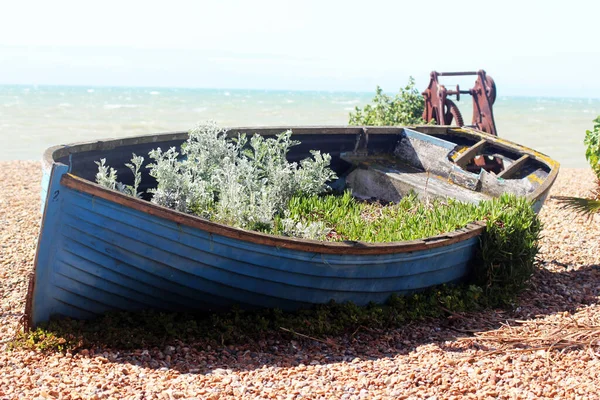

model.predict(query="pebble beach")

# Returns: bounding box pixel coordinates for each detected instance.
[1,161,599,399]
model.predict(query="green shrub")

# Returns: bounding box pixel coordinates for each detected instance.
[473,195,541,302]
[276,191,475,242]
[96,122,337,232]
[349,77,425,126]
[554,116,600,216]
[584,116,600,179]
[95,155,144,198]
[277,192,540,296]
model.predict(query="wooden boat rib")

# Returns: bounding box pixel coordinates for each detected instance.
[27,125,559,327]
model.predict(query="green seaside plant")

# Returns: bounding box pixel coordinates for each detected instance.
[95,122,337,233]
[349,77,426,126]
[585,116,600,178]
[554,116,600,216]
[278,192,540,295]
[95,155,144,198]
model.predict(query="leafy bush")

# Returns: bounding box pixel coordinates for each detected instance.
[279,192,540,297]
[554,116,600,216]
[473,195,541,300]
[349,77,425,126]
[96,122,337,232]
[95,155,144,198]
[584,116,600,179]
[277,191,475,242]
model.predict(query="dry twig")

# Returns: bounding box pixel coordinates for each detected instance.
[462,309,600,358]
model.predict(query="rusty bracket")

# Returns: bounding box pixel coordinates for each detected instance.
[422,70,498,136]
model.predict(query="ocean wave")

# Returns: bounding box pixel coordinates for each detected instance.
[58,103,72,108]
[87,89,94,93]
[150,91,160,95]
[103,104,141,109]
[194,107,208,113]
[332,99,360,105]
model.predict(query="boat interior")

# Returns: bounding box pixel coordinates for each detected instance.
[51,126,556,205]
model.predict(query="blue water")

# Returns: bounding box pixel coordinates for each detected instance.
[1,84,599,167]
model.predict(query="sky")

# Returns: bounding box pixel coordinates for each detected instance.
[1,0,599,97]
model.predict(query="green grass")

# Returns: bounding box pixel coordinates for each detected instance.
[274,192,541,299]
[11,193,541,353]
[274,191,479,242]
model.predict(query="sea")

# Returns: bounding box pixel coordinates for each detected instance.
[1,84,599,168]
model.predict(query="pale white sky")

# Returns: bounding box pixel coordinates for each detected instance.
[1,0,598,97]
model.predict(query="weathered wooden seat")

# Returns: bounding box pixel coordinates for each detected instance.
[340,128,536,204]
[342,155,491,204]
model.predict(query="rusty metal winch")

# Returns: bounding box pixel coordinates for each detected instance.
[422,70,501,172]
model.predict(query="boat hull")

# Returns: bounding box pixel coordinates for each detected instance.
[28,126,559,327]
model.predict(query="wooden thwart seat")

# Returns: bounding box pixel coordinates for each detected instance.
[497,155,529,179]
[453,139,487,168]
[343,156,491,205]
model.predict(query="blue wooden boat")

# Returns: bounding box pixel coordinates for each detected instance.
[26,126,559,327]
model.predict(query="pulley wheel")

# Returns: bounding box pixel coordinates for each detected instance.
[444,99,464,126]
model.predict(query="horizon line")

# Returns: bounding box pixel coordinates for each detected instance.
[2,82,600,101]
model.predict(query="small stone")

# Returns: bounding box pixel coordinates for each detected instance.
[212,368,230,375]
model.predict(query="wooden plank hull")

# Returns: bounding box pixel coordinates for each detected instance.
[27,126,559,327]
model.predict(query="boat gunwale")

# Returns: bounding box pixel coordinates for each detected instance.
[60,173,485,255]
[449,126,560,202]
[43,125,559,255]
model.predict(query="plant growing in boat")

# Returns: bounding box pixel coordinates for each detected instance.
[96,122,337,234]
[95,154,144,198]
[279,191,541,297]
[349,77,426,126]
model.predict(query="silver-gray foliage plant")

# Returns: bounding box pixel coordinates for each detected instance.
[278,213,331,241]
[95,122,337,236]
[95,154,144,198]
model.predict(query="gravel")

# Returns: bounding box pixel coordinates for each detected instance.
[1,161,599,400]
